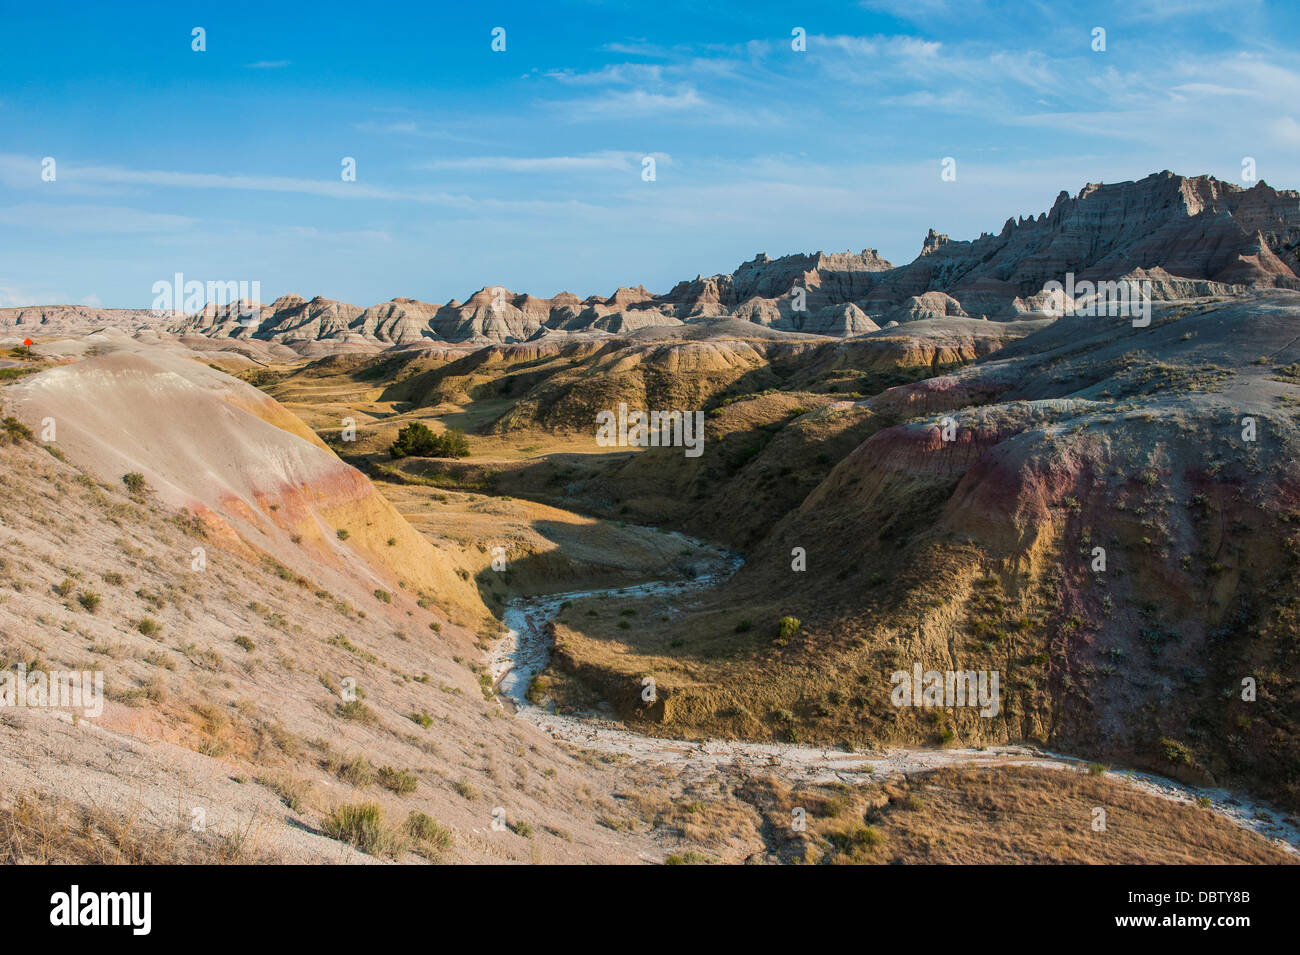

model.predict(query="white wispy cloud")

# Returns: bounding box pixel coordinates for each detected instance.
[0,153,619,226]
[1170,82,1257,96]
[349,119,502,146]
[557,86,707,120]
[543,63,667,86]
[416,151,669,174]
[0,203,197,234]
[814,33,942,61]
[536,54,766,125]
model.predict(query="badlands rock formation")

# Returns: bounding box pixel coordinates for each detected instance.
[5,172,1299,354]
[7,345,480,618]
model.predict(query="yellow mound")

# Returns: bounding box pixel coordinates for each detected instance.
[10,348,482,622]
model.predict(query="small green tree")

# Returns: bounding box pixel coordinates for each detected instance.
[390,422,435,458]
[437,429,471,458]
[390,423,470,459]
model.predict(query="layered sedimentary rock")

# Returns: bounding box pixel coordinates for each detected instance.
[8,172,1299,350]
[8,349,475,604]
[0,304,168,337]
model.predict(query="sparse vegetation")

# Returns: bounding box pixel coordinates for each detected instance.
[321,802,398,855]
[1,416,32,443]
[336,699,376,723]
[376,766,418,795]
[404,811,453,857]
[776,615,801,644]
[332,755,373,788]
[665,851,712,865]
[454,779,478,800]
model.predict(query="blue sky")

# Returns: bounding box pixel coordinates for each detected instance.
[2,0,1299,308]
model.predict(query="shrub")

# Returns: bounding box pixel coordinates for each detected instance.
[1160,737,1193,765]
[665,851,711,865]
[831,825,883,850]
[2,416,32,442]
[334,755,373,788]
[122,472,148,496]
[76,590,101,613]
[454,779,478,800]
[526,674,553,705]
[335,528,349,541]
[389,422,470,459]
[776,615,801,643]
[54,578,75,598]
[511,820,533,838]
[234,635,255,652]
[322,802,386,853]
[376,766,418,795]
[136,617,161,638]
[404,811,453,854]
[409,711,433,729]
[336,699,375,723]
[373,589,391,603]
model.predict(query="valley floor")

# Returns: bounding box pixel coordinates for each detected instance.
[363,466,1300,862]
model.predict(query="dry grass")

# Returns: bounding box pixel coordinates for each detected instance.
[795,765,1297,865]
[0,435,665,865]
[0,789,283,864]
[321,801,411,858]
